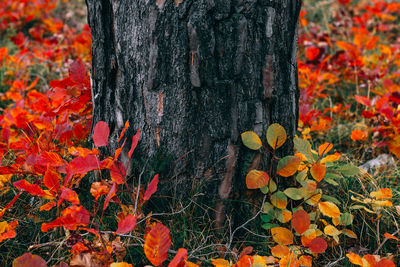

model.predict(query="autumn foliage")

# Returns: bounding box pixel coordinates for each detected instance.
[0,0,399,266]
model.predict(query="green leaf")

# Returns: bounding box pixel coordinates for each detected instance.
[261,223,280,230]
[294,137,314,162]
[335,164,360,176]
[340,213,354,226]
[296,170,308,183]
[350,205,366,210]
[284,188,303,200]
[266,123,287,149]
[322,195,341,205]
[260,185,269,194]
[261,214,273,223]
[241,131,262,150]
[325,172,342,180]
[324,178,339,186]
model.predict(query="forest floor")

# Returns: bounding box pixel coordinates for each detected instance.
[0,0,399,266]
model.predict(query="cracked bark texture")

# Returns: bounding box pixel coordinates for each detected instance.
[87,0,302,227]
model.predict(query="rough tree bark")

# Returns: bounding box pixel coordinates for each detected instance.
[86,0,302,227]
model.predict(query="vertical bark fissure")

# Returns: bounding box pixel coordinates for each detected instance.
[87,0,302,229]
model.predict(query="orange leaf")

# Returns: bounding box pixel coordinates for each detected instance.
[318,143,333,156]
[118,121,130,143]
[346,252,363,266]
[298,255,312,267]
[279,252,299,267]
[318,201,340,218]
[277,156,301,177]
[370,188,392,200]
[270,245,290,258]
[271,227,293,245]
[384,233,399,241]
[310,163,326,182]
[246,170,269,189]
[291,209,310,234]
[211,259,230,267]
[144,223,171,266]
[351,129,367,142]
[235,255,254,267]
[308,237,327,254]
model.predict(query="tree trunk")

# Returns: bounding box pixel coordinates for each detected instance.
[86,0,301,227]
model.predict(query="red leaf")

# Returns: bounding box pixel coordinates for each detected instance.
[168,248,188,267]
[13,253,47,267]
[59,187,80,205]
[110,161,126,184]
[93,121,110,147]
[308,237,327,253]
[144,174,159,201]
[291,209,310,234]
[354,95,371,107]
[144,223,171,266]
[103,182,117,213]
[306,46,320,61]
[69,155,100,176]
[118,121,130,143]
[43,167,60,192]
[36,151,64,167]
[41,206,90,232]
[13,180,47,197]
[0,192,21,218]
[116,214,137,234]
[128,129,141,159]
[69,60,86,84]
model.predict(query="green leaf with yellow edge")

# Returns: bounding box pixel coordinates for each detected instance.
[277,156,300,177]
[271,191,287,209]
[266,123,287,149]
[275,209,292,223]
[284,188,303,200]
[262,202,274,214]
[260,185,269,194]
[241,131,262,150]
[294,137,314,162]
[269,179,277,193]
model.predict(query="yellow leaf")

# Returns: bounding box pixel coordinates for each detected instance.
[321,152,341,163]
[271,227,294,245]
[110,263,134,267]
[324,225,341,236]
[266,123,287,149]
[211,258,231,267]
[318,201,340,218]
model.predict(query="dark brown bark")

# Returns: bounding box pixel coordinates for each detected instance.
[87,0,301,227]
